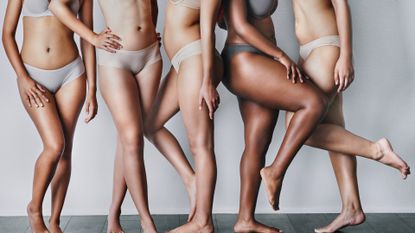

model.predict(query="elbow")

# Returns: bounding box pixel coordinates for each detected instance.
[2,31,12,48]
[234,24,249,39]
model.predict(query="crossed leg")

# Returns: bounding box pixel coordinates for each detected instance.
[233,98,282,233]
[20,76,85,233]
[99,62,161,233]
[106,61,163,233]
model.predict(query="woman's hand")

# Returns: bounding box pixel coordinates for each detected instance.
[199,81,220,120]
[334,55,354,92]
[17,76,49,108]
[277,54,304,84]
[92,27,122,53]
[84,91,98,123]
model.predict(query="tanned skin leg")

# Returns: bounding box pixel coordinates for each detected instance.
[99,64,160,233]
[145,68,197,222]
[232,98,282,233]
[224,52,328,210]
[18,86,65,233]
[48,77,86,233]
[167,55,222,233]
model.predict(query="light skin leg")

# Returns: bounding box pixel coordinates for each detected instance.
[17,83,65,233]
[99,66,157,233]
[233,98,282,233]
[167,56,219,233]
[145,67,197,221]
[48,76,86,233]
[106,62,164,233]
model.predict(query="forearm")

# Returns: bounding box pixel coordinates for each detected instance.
[332,0,353,59]
[81,40,96,92]
[151,0,159,27]
[49,1,97,43]
[200,0,221,84]
[2,34,30,80]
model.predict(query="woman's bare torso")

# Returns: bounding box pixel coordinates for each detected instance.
[226,15,276,45]
[163,2,200,59]
[21,17,79,69]
[292,0,339,44]
[98,0,157,51]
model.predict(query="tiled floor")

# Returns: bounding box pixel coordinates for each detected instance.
[1,213,414,233]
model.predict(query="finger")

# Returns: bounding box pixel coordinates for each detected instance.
[291,65,296,83]
[105,40,122,49]
[36,84,46,93]
[33,88,49,103]
[199,95,203,110]
[206,101,214,120]
[337,76,344,93]
[108,33,122,42]
[103,45,116,53]
[28,90,40,107]
[334,71,339,86]
[343,77,349,91]
[297,67,304,83]
[286,66,291,80]
[29,95,36,108]
[85,105,94,123]
[31,92,43,107]
[25,95,32,108]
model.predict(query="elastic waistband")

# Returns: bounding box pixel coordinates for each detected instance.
[97,41,159,55]
[24,56,83,72]
[300,35,340,49]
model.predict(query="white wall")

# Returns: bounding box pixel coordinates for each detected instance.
[0,0,414,216]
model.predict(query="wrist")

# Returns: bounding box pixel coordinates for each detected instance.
[88,32,98,45]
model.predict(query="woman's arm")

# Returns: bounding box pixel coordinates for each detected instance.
[228,0,303,82]
[2,0,49,107]
[332,0,354,92]
[79,0,97,123]
[151,0,159,27]
[49,0,122,52]
[200,0,221,119]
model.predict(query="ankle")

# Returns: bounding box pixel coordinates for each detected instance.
[49,217,60,226]
[236,214,255,224]
[192,214,213,227]
[373,141,384,160]
[341,204,363,214]
[27,202,42,215]
[184,174,196,187]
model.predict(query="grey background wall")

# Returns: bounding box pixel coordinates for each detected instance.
[0,0,414,216]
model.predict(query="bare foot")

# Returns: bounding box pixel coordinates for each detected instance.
[314,209,365,233]
[376,138,411,179]
[167,219,213,233]
[107,210,124,233]
[49,223,63,233]
[27,203,49,233]
[186,176,197,222]
[141,219,157,233]
[234,219,282,233]
[260,167,283,211]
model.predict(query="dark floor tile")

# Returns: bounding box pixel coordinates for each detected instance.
[153,215,180,232]
[64,215,106,233]
[397,213,415,231]
[366,213,413,233]
[215,214,237,233]
[0,216,29,233]
[287,214,327,233]
[321,214,376,233]
[257,214,297,233]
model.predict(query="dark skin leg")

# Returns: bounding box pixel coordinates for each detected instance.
[232,98,282,233]
[224,52,328,210]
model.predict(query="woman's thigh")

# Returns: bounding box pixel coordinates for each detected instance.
[177,55,213,143]
[54,75,86,144]
[135,60,162,119]
[301,46,340,96]
[99,66,143,135]
[17,82,64,149]
[227,53,325,111]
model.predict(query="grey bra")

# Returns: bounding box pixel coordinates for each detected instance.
[247,0,278,19]
[22,0,81,17]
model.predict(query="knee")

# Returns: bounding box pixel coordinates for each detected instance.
[304,92,328,117]
[244,137,271,157]
[188,136,213,156]
[43,138,65,161]
[143,120,159,143]
[120,130,144,155]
